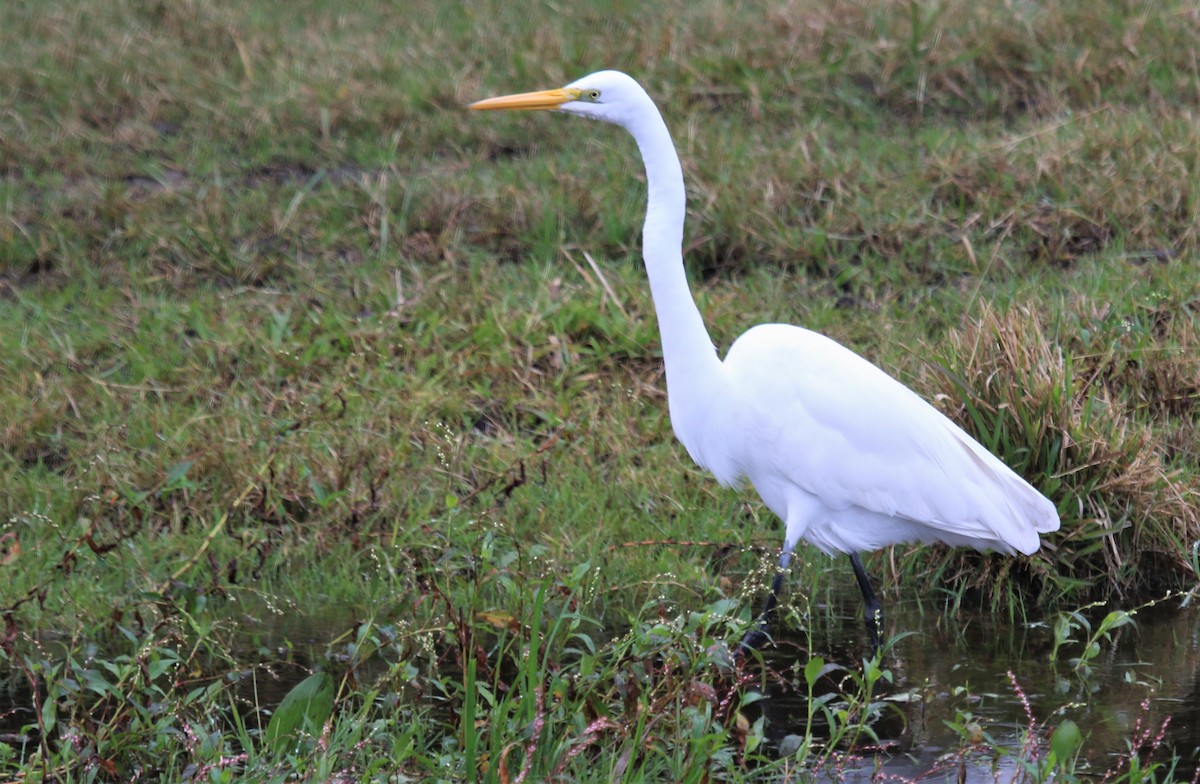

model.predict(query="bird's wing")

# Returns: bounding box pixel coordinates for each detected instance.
[720,324,1057,553]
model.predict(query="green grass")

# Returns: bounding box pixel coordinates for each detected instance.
[2,0,1199,779]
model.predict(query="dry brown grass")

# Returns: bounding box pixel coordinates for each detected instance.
[917,303,1200,605]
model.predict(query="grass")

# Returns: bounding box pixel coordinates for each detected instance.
[2,0,1199,779]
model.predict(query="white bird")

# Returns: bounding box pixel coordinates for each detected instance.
[470,71,1059,653]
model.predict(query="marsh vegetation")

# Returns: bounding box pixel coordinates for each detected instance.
[1,0,1198,780]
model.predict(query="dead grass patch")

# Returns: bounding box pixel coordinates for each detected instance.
[918,304,1200,605]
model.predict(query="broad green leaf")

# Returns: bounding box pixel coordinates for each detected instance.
[264,672,335,752]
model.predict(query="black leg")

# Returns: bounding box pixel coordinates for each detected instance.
[849,552,883,655]
[734,557,792,653]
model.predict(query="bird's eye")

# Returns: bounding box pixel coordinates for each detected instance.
[586,89,601,102]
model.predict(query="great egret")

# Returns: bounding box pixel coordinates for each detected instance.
[470,71,1059,653]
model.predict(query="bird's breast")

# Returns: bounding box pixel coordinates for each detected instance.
[666,373,744,489]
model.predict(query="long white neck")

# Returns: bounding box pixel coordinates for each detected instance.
[624,105,720,390]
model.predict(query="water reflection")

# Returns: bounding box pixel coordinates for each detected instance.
[3,590,1196,778]
[755,585,1200,780]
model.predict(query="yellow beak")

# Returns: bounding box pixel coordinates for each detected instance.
[469,87,580,112]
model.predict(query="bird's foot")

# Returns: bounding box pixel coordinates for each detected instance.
[736,625,772,656]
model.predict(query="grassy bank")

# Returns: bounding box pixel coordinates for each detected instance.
[2,0,1198,779]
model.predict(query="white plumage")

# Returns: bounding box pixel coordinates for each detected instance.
[471,70,1059,650]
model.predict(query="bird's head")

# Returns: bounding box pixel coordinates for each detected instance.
[469,70,650,129]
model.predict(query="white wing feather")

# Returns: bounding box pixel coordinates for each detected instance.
[700,324,1058,556]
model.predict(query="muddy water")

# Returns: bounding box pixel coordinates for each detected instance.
[3,591,1197,777]
[756,585,1200,780]
[222,587,1200,777]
